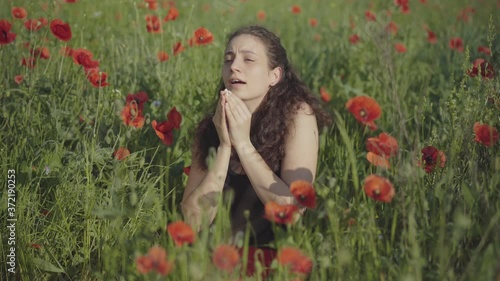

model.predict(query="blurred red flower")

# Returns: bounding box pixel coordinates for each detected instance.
[21,57,36,68]
[366,133,398,158]
[136,246,173,276]
[14,75,24,85]
[366,153,390,169]
[418,146,446,173]
[24,18,47,31]
[122,102,145,128]
[345,95,382,130]
[65,0,78,2]
[457,6,475,22]
[363,175,395,203]
[395,43,407,53]
[467,59,495,80]
[291,5,302,14]
[145,0,158,10]
[426,30,437,44]
[50,19,72,41]
[290,180,316,208]
[477,46,491,56]
[30,243,42,249]
[277,247,313,275]
[449,37,464,52]
[309,18,318,27]
[264,201,298,225]
[192,27,214,46]
[152,120,175,145]
[164,6,179,22]
[395,0,410,14]
[145,15,161,33]
[12,7,28,19]
[0,20,17,44]
[167,221,195,247]
[157,51,169,62]
[114,147,130,160]
[173,42,184,55]
[183,166,191,175]
[73,48,100,69]
[31,47,50,59]
[386,21,398,35]
[257,10,266,21]
[365,10,376,21]
[167,106,182,129]
[473,122,499,147]
[212,244,240,273]
[86,68,109,88]
[126,92,149,111]
[349,34,360,45]
[320,87,331,102]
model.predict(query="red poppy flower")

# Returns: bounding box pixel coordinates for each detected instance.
[363,175,395,203]
[12,7,28,19]
[426,30,437,44]
[145,0,158,10]
[366,152,390,169]
[152,120,175,145]
[386,21,398,35]
[345,96,382,130]
[167,107,182,129]
[121,103,145,128]
[72,48,100,69]
[366,132,398,158]
[31,47,50,60]
[114,147,130,160]
[30,243,42,249]
[467,59,495,80]
[167,221,195,247]
[277,246,313,275]
[14,75,23,84]
[394,0,410,14]
[473,122,499,147]
[21,57,36,68]
[257,10,266,21]
[173,42,184,55]
[478,46,491,56]
[349,34,360,45]
[291,5,302,14]
[449,37,464,52]
[365,10,376,21]
[309,18,318,27]
[264,201,299,225]
[86,68,109,88]
[320,87,331,102]
[418,146,446,173]
[136,246,173,276]
[190,27,214,46]
[50,19,72,41]
[164,6,179,22]
[290,180,316,208]
[146,15,161,33]
[65,0,78,2]
[183,166,191,175]
[394,43,406,53]
[157,51,169,62]
[0,20,17,45]
[126,92,149,111]
[212,244,240,273]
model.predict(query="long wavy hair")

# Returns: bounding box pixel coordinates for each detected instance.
[193,25,332,171]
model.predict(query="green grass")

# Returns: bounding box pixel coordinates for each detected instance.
[1,0,499,280]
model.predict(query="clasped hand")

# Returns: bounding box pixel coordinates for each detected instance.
[212,89,252,149]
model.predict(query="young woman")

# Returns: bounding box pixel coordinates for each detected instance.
[181,25,331,276]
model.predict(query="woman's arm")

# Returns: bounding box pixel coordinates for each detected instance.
[181,145,231,230]
[230,102,319,206]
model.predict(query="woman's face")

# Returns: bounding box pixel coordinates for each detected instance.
[222,34,280,109]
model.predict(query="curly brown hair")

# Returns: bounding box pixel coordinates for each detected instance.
[193,25,332,171]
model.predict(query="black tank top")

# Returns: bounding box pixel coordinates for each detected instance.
[223,168,281,247]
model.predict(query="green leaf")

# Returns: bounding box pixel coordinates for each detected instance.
[33,258,65,273]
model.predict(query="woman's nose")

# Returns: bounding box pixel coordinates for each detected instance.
[230,58,241,72]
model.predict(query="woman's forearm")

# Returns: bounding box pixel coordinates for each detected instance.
[181,145,231,229]
[234,142,295,205]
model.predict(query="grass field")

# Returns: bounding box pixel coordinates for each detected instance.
[1,0,499,280]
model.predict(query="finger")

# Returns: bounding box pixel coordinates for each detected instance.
[225,102,236,126]
[227,93,250,118]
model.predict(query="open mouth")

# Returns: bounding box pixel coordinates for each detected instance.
[230,79,246,85]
